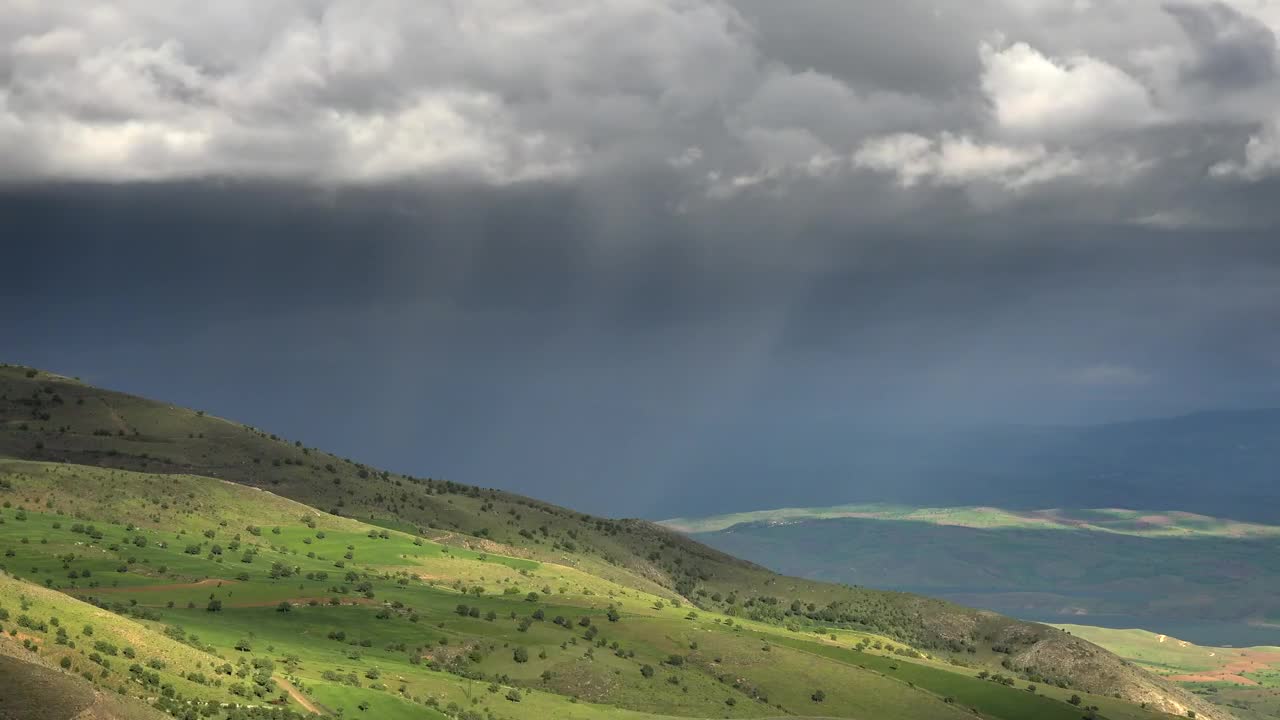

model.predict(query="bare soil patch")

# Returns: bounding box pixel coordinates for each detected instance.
[71,578,236,594]
[1169,650,1280,686]
[275,677,325,715]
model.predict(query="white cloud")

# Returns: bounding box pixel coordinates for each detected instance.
[1,0,1277,207]
[0,0,767,183]
[1211,118,1280,180]
[853,132,1079,189]
[979,40,1159,138]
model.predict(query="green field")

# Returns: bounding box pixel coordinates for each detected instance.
[0,364,1227,720]
[0,462,976,720]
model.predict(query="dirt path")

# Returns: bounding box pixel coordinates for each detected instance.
[70,578,236,594]
[276,677,325,715]
[97,397,131,434]
[227,597,379,609]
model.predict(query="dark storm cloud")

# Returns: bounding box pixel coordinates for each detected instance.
[7,1,1280,515]
[8,176,1280,515]
[1166,1,1279,91]
[726,1,989,97]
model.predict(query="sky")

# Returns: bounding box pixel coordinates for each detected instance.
[5,1,1280,517]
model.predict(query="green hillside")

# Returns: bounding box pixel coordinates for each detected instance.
[0,363,1224,720]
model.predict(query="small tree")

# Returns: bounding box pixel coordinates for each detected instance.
[513,646,529,663]
[276,601,291,613]
[812,689,826,702]
[640,664,655,678]
[206,600,222,612]
[1069,695,1082,706]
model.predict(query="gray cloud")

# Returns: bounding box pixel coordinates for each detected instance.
[7,2,1280,514]
[1166,1,1278,91]
[3,0,1280,196]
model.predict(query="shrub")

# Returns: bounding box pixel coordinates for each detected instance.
[93,640,119,656]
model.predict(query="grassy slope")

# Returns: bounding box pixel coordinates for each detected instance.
[1055,625,1280,682]
[0,460,977,720]
[0,363,1224,720]
[1057,625,1280,720]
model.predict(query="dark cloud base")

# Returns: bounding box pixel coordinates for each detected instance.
[5,180,1280,518]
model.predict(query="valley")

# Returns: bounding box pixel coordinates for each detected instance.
[667,504,1280,648]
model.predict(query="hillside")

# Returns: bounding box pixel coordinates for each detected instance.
[0,363,1224,720]
[665,504,1280,646]
[1054,626,1280,720]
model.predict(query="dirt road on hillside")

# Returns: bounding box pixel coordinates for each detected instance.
[275,677,324,715]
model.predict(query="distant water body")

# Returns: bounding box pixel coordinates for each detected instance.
[1025,613,1280,648]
